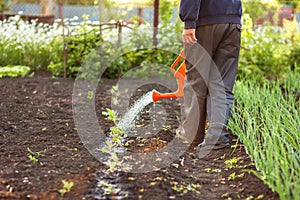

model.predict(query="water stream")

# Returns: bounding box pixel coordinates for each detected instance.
[91,92,155,199]
[117,91,153,132]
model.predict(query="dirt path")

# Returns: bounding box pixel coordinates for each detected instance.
[0,72,278,199]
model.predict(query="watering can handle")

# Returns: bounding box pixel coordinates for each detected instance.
[152,50,186,102]
[171,50,185,74]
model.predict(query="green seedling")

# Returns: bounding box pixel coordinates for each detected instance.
[102,107,126,146]
[161,125,171,131]
[59,180,74,197]
[98,180,120,195]
[228,172,245,181]
[245,194,264,200]
[102,108,118,124]
[87,90,93,100]
[204,168,211,173]
[110,126,126,146]
[28,155,38,163]
[171,182,201,196]
[212,168,222,173]
[204,168,221,173]
[27,147,44,163]
[172,185,189,195]
[220,154,226,160]
[171,163,179,169]
[101,107,131,172]
[221,192,229,198]
[27,147,44,156]
[224,157,239,169]
[98,179,129,197]
[101,140,129,172]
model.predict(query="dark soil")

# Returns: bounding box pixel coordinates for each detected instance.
[0,72,279,200]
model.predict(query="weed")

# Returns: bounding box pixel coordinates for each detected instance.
[28,155,38,163]
[171,163,179,169]
[228,172,245,181]
[59,180,74,197]
[161,125,171,131]
[101,107,130,172]
[87,91,94,100]
[171,182,201,196]
[102,108,118,124]
[245,194,264,200]
[97,179,120,195]
[221,192,229,198]
[204,168,222,173]
[220,154,226,160]
[204,168,211,173]
[109,126,126,146]
[27,147,44,163]
[224,157,240,169]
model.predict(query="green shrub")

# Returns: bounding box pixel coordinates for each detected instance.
[0,0,9,12]
[105,48,178,79]
[48,21,103,77]
[288,43,300,70]
[238,14,290,82]
[0,15,62,70]
[0,65,31,78]
[2,12,298,83]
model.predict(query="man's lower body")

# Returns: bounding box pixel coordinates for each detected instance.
[178,23,241,150]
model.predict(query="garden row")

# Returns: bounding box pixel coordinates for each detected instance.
[229,70,300,199]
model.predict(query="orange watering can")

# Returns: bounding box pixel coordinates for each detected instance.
[152,51,186,102]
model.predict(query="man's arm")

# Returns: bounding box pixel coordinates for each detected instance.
[179,0,201,29]
[179,0,201,45]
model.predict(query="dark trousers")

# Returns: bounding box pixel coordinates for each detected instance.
[181,23,241,146]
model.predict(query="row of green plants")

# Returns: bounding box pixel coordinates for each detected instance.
[228,69,300,200]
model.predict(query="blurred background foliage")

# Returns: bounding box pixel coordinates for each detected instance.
[0,0,299,82]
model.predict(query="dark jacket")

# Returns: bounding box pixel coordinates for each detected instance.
[179,0,242,29]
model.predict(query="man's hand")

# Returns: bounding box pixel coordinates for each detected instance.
[182,28,197,45]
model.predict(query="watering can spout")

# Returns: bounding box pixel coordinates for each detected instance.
[152,90,161,103]
[152,51,186,102]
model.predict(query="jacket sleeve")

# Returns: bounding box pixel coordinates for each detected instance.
[179,0,201,29]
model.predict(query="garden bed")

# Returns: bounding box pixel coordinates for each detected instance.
[0,72,279,199]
